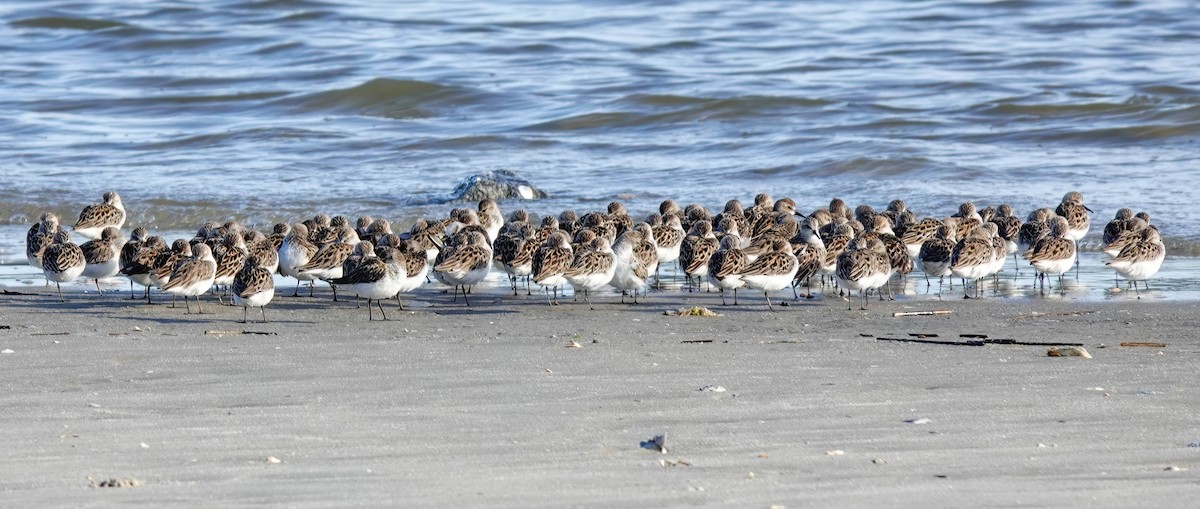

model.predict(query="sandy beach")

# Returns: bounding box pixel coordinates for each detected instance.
[2,285,1198,507]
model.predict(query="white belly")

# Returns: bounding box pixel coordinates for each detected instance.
[233,288,275,308]
[45,264,84,283]
[82,258,120,279]
[1031,253,1076,275]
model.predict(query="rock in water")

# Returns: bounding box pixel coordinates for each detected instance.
[447,170,547,202]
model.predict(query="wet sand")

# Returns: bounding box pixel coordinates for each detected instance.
[1,284,1198,507]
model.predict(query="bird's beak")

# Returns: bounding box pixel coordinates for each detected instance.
[1084,205,1093,213]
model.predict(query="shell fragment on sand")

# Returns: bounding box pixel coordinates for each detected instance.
[1047,347,1092,358]
[91,478,143,488]
[641,433,667,454]
[664,306,721,317]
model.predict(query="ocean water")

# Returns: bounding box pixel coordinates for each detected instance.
[1,0,1197,294]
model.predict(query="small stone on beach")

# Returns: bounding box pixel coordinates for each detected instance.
[266,456,282,464]
[905,418,932,424]
[699,385,727,392]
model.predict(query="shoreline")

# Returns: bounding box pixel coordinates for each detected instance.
[2,286,1198,506]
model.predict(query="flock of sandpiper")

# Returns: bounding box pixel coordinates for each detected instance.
[23,190,1165,321]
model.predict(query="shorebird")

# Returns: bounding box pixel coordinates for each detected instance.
[1024,216,1076,296]
[740,238,799,311]
[836,237,892,310]
[41,230,85,302]
[679,221,718,292]
[1017,208,1052,281]
[493,222,538,296]
[564,237,616,309]
[149,239,191,300]
[950,225,995,299]
[432,230,492,306]
[651,214,684,275]
[1102,209,1135,247]
[919,224,956,296]
[212,231,249,304]
[1056,192,1091,278]
[355,215,375,239]
[610,228,653,304]
[900,217,942,259]
[119,231,165,302]
[26,213,63,285]
[708,234,747,305]
[990,204,1022,273]
[1056,191,1092,241]
[232,255,275,323]
[297,226,358,301]
[161,243,217,314]
[393,240,431,309]
[246,231,280,275]
[333,247,406,321]
[819,223,855,286]
[1105,227,1165,298]
[72,191,126,240]
[532,231,573,305]
[1101,217,1148,259]
[278,223,318,297]
[607,201,634,239]
[80,226,122,295]
[477,199,505,243]
[790,237,824,299]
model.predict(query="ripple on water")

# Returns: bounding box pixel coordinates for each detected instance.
[274,78,490,119]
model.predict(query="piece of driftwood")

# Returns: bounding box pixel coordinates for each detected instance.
[959,334,988,339]
[1,289,38,296]
[909,333,939,338]
[876,337,984,346]
[681,339,714,344]
[984,339,1084,346]
[1120,342,1167,348]
[893,310,953,317]
[204,330,278,336]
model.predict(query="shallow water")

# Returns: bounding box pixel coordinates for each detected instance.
[2,1,1198,287]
